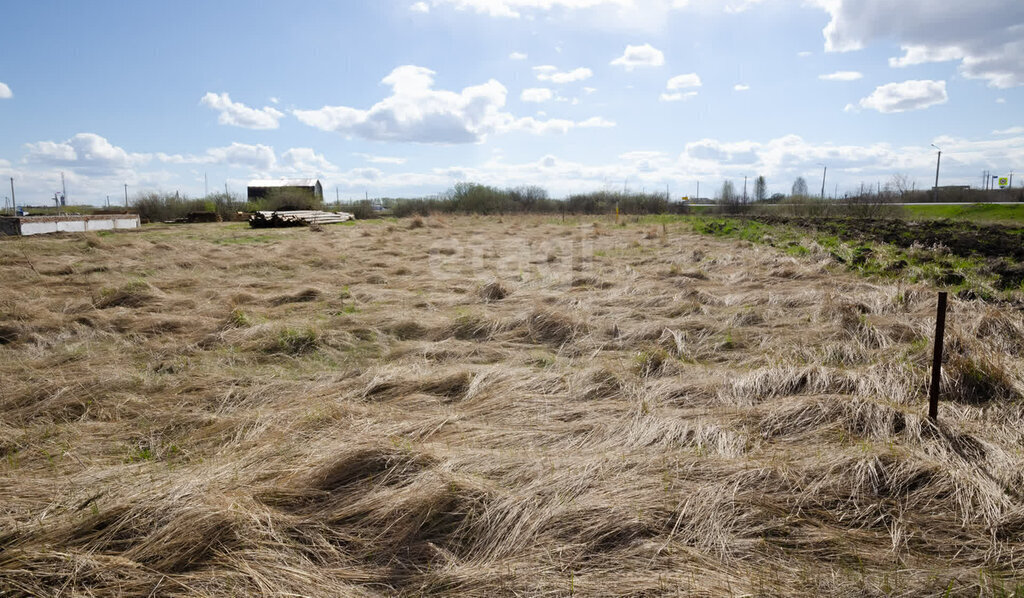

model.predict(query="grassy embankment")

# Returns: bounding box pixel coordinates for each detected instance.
[902,203,1024,225]
[687,215,1024,301]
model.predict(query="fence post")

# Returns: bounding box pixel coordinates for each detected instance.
[928,291,948,420]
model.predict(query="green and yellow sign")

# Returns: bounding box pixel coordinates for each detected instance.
[998,177,1009,188]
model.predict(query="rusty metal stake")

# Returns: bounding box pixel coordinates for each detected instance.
[928,291,948,420]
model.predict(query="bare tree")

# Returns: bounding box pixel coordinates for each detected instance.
[754,176,767,202]
[718,180,745,213]
[720,180,737,201]
[889,173,913,199]
[791,176,808,197]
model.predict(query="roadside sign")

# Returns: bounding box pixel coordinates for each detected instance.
[680,196,689,201]
[998,177,1009,188]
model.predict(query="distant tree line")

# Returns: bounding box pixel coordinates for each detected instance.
[132,174,1022,223]
[358,183,686,217]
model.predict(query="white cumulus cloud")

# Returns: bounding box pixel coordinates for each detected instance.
[660,91,697,102]
[734,84,750,91]
[610,43,664,70]
[293,66,509,143]
[203,143,277,170]
[819,70,863,81]
[533,65,593,83]
[0,82,11,99]
[817,0,1024,88]
[429,0,645,19]
[521,87,554,102]
[281,147,335,174]
[666,73,701,89]
[429,0,766,25]
[293,65,609,143]
[200,92,285,129]
[855,80,948,113]
[24,133,150,175]
[578,116,615,127]
[410,1,430,12]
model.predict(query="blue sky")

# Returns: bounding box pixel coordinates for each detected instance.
[1,0,1022,205]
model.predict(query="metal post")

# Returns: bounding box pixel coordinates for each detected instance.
[124,183,128,209]
[10,177,15,215]
[928,291,948,420]
[931,145,941,201]
[820,165,827,199]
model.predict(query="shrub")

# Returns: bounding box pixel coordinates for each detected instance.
[256,188,323,211]
[132,191,245,222]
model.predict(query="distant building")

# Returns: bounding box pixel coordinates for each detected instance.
[247,178,323,206]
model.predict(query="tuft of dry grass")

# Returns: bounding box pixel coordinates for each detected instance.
[478,279,509,302]
[269,287,321,306]
[3,216,1024,597]
[94,280,160,309]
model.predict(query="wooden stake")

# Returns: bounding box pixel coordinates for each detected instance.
[928,291,948,420]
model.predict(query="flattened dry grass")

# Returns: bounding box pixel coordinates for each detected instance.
[2,218,1024,596]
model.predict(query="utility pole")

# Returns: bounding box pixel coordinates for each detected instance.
[204,172,208,198]
[696,181,699,200]
[124,183,129,209]
[743,175,748,202]
[819,164,827,199]
[61,171,67,209]
[336,185,339,203]
[931,144,941,201]
[9,177,15,215]
[106,195,110,208]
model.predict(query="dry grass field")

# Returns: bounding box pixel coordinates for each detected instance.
[2,215,1024,596]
